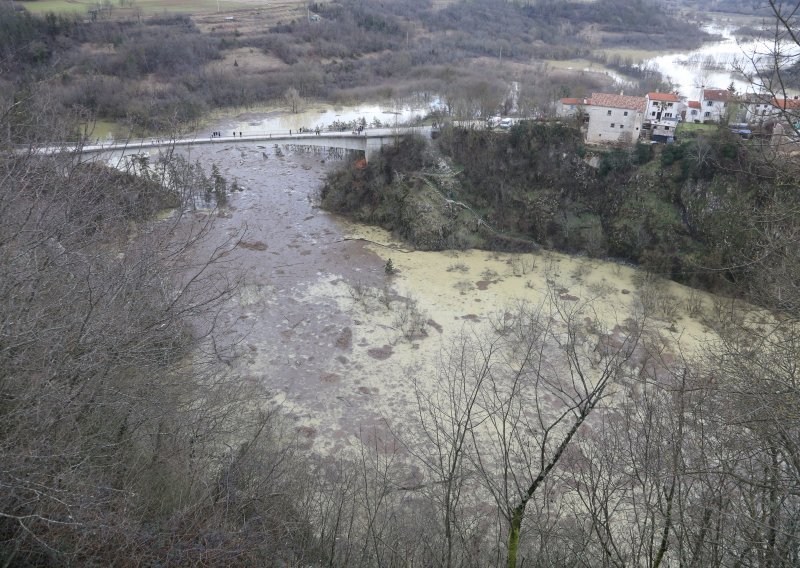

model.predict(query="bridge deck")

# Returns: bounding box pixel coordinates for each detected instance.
[44,126,432,157]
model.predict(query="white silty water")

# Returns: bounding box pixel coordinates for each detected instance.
[644,24,800,99]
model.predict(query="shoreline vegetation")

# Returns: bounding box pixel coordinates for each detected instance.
[321,122,800,316]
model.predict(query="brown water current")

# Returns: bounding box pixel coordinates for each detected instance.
[174,141,726,456]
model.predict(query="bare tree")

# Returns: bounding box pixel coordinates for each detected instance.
[284,87,303,114]
[409,292,644,567]
[407,329,498,567]
[0,113,330,565]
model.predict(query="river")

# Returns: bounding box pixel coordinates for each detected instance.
[146,21,790,454]
[644,22,800,99]
[164,141,725,455]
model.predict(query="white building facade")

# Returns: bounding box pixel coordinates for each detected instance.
[585,93,646,144]
[701,88,731,123]
[645,92,684,122]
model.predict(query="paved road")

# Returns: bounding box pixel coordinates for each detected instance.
[34,126,434,156]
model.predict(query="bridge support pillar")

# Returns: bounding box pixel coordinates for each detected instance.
[364,137,387,163]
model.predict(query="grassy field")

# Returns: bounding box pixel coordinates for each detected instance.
[593,47,677,62]
[21,0,266,15]
[676,122,718,137]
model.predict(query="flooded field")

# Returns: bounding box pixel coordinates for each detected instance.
[204,100,435,138]
[172,141,724,455]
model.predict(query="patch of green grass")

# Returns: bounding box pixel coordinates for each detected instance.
[676,122,718,137]
[20,0,87,13]
[78,119,134,141]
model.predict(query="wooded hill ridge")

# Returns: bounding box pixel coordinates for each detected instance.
[0,0,706,139]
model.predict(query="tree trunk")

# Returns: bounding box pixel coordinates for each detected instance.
[507,504,525,568]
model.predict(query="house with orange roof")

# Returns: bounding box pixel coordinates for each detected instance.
[701,88,731,122]
[766,98,800,146]
[645,92,683,122]
[771,97,800,112]
[737,95,800,126]
[686,100,702,123]
[556,97,590,118]
[585,92,646,144]
[740,94,775,124]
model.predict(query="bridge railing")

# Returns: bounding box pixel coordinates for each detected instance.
[18,125,432,156]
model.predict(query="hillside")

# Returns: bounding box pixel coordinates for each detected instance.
[0,0,709,140]
[322,123,800,314]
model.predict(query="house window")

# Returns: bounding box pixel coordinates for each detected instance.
[651,111,656,116]
[667,102,674,107]
[706,100,713,106]
[620,124,624,128]
[607,110,612,115]
[665,113,672,118]
[704,112,711,117]
[691,110,697,115]
[610,123,615,127]
[665,126,670,131]
[624,111,629,116]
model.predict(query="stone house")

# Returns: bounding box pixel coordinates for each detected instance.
[585,93,646,144]
[556,97,590,118]
[741,94,775,124]
[770,97,800,121]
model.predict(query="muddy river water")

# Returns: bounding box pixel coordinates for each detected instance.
[171,140,721,456]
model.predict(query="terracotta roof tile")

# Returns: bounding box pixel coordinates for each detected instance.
[772,98,800,110]
[647,92,680,102]
[702,89,730,101]
[560,97,591,105]
[688,100,701,109]
[589,93,646,112]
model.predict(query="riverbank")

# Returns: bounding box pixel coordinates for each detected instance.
[159,138,739,458]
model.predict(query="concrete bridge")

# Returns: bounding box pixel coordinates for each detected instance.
[49,126,433,162]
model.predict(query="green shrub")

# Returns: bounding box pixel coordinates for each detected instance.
[660,143,685,167]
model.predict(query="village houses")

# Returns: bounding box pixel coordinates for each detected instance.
[556,84,799,146]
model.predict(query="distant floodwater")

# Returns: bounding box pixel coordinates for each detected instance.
[643,23,800,98]
[220,100,440,137]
